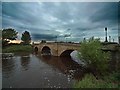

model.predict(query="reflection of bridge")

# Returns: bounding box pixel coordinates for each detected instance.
[33,42,80,56]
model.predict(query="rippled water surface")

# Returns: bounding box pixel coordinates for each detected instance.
[2,53,86,88]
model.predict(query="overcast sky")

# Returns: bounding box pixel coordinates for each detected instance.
[2,2,119,42]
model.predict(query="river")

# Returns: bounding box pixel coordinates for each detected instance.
[2,52,86,88]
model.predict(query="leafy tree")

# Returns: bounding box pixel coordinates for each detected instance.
[79,37,110,75]
[2,28,18,40]
[2,40,9,47]
[2,28,18,47]
[41,40,46,43]
[21,31,31,44]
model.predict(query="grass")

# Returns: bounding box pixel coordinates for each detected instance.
[74,73,119,88]
[2,45,33,53]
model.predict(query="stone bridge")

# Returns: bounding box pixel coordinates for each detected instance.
[33,42,120,56]
[33,42,80,56]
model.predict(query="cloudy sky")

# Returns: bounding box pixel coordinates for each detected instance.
[1,2,119,42]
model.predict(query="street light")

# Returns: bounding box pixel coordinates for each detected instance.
[109,36,111,42]
[119,36,120,44]
[64,34,67,43]
[64,34,71,43]
[55,35,57,43]
[105,27,108,42]
[55,35,58,55]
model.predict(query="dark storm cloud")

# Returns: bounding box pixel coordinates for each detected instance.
[2,2,41,23]
[2,2,119,42]
[90,2,118,25]
[32,33,56,40]
[0,2,2,16]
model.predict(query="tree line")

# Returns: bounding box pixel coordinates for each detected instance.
[1,28,31,47]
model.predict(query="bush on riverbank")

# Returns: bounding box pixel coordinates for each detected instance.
[75,37,120,88]
[78,38,110,75]
[74,73,118,88]
[2,45,33,53]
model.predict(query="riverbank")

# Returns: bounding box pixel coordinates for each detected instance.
[74,38,120,88]
[74,72,120,88]
[2,45,33,53]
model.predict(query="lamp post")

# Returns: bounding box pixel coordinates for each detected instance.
[64,34,67,43]
[105,27,108,42]
[113,38,114,42]
[55,35,58,43]
[119,36,120,44]
[65,37,67,43]
[56,35,58,56]
[70,33,72,43]
[109,36,111,42]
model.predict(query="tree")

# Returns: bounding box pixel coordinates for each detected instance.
[41,40,46,43]
[2,28,18,40]
[21,31,31,44]
[2,28,18,47]
[79,37,110,75]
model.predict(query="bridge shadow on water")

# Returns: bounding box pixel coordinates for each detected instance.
[36,54,87,80]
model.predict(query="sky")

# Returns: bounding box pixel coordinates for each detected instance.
[1,2,119,42]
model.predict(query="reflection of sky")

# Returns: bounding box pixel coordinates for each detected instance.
[1,2,119,42]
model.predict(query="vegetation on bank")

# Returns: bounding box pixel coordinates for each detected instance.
[74,37,120,88]
[79,37,110,75]
[1,28,32,53]
[21,31,31,45]
[74,72,119,88]
[2,45,33,53]
[2,28,31,48]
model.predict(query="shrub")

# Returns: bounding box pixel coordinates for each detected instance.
[2,45,32,53]
[79,38,110,74]
[103,72,120,88]
[74,74,118,88]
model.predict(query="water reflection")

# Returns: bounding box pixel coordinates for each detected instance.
[37,55,86,80]
[2,53,87,88]
[60,57,86,80]
[20,53,30,71]
[2,58,15,78]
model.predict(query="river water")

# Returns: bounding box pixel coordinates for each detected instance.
[2,52,86,88]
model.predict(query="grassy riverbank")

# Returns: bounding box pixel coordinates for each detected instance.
[74,38,120,88]
[74,72,120,88]
[2,45,33,53]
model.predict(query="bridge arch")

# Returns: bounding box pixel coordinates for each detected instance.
[33,43,80,56]
[41,46,51,55]
[60,49,75,57]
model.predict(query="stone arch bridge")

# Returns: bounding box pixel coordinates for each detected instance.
[33,42,119,57]
[33,42,80,56]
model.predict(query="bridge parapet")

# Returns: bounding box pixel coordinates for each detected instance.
[33,42,80,56]
[101,43,119,51]
[33,42,119,56]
